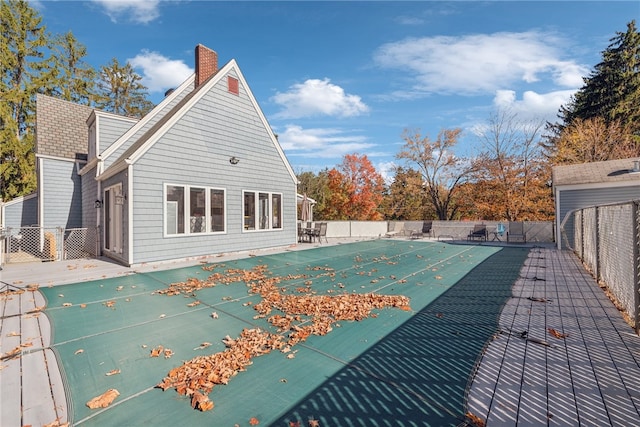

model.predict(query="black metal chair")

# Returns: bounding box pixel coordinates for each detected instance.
[467,224,487,242]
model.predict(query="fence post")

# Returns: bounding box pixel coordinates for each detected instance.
[594,207,600,282]
[96,225,101,257]
[633,201,640,335]
[57,227,64,261]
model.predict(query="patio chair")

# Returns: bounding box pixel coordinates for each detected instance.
[384,222,403,238]
[297,222,307,243]
[507,221,526,243]
[467,224,487,242]
[309,222,328,243]
[317,222,328,243]
[410,221,433,239]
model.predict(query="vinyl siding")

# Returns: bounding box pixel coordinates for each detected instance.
[97,115,137,155]
[129,69,296,264]
[81,165,98,229]
[102,87,193,169]
[557,185,640,249]
[2,194,38,228]
[40,158,83,228]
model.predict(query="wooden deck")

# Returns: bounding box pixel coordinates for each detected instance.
[466,248,640,426]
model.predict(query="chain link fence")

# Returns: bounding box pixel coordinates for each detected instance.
[560,200,640,333]
[1,226,100,265]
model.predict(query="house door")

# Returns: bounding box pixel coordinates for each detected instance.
[104,184,123,254]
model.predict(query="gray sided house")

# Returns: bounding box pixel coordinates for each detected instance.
[553,157,640,249]
[36,44,297,266]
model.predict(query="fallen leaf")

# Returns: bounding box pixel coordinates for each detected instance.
[211,312,219,319]
[308,419,320,427]
[43,419,69,427]
[86,389,119,409]
[150,345,164,357]
[190,391,214,411]
[62,303,72,307]
[249,417,260,426]
[465,412,485,427]
[548,328,569,339]
[74,349,84,355]
[105,369,121,376]
[193,342,212,351]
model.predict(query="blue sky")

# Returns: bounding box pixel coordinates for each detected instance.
[36,1,639,179]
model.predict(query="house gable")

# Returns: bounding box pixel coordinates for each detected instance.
[98,59,296,183]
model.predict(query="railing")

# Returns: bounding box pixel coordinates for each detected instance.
[1,226,100,264]
[560,200,640,333]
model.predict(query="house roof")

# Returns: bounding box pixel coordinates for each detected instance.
[98,58,296,183]
[552,157,640,188]
[36,95,93,159]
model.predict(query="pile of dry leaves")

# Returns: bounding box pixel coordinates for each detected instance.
[156,263,411,412]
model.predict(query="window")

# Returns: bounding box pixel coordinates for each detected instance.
[272,194,282,229]
[244,192,255,230]
[243,191,283,231]
[165,184,226,236]
[211,189,225,232]
[166,185,185,235]
[190,187,206,233]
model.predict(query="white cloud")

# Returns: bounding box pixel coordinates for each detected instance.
[376,160,397,185]
[493,88,577,123]
[271,78,369,119]
[277,124,375,158]
[374,31,589,96]
[92,0,161,24]
[128,50,193,93]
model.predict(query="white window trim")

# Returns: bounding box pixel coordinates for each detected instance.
[164,183,227,237]
[242,190,283,232]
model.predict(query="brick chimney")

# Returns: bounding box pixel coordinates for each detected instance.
[195,44,218,88]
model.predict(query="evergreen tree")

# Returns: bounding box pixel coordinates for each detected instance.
[46,31,97,105]
[95,58,154,118]
[0,0,50,200]
[550,21,640,143]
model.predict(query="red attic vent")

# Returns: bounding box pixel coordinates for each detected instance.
[228,76,239,95]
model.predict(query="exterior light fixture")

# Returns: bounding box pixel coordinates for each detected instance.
[229,156,240,165]
[94,199,103,208]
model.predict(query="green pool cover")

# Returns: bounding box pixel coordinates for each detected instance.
[41,240,530,426]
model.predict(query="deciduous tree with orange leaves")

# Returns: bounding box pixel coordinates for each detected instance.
[320,154,385,220]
